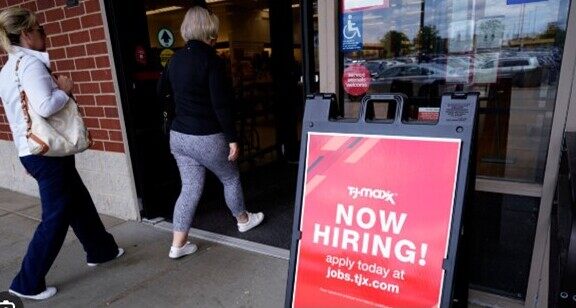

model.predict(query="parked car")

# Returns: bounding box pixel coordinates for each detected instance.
[364,60,387,77]
[370,63,465,96]
[364,59,405,77]
[474,56,542,87]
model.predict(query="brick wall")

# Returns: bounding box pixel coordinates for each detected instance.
[0,0,124,153]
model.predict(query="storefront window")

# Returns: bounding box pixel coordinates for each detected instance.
[338,0,571,300]
[339,0,571,184]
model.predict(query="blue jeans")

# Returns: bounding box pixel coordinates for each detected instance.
[10,155,119,295]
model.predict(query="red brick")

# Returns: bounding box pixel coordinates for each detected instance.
[36,12,46,24]
[84,106,104,117]
[89,129,108,140]
[61,18,81,32]
[20,1,37,12]
[0,124,9,132]
[75,94,96,105]
[84,118,100,128]
[50,33,69,46]
[79,83,100,94]
[104,142,124,153]
[104,107,118,118]
[81,13,102,29]
[95,55,109,68]
[69,30,90,44]
[0,132,12,141]
[44,7,64,21]
[66,45,86,58]
[48,47,66,60]
[95,95,115,106]
[6,0,24,5]
[37,0,55,10]
[75,57,95,69]
[108,130,123,142]
[54,59,75,71]
[71,71,91,82]
[44,21,61,34]
[90,140,104,151]
[99,119,120,129]
[85,42,107,55]
[64,4,85,18]
[90,69,111,81]
[84,0,100,13]
[0,0,8,8]
[99,82,114,93]
[89,28,105,41]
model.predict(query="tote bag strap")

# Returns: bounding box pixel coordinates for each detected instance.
[15,55,50,154]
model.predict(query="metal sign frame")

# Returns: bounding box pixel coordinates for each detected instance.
[285,92,479,307]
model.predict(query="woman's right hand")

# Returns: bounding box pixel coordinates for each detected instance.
[55,75,74,95]
[228,142,239,161]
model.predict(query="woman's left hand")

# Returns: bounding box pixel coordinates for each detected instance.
[228,142,239,161]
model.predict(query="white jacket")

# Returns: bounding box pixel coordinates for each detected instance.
[0,46,70,156]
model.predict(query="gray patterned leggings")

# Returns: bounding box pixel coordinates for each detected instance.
[170,131,246,232]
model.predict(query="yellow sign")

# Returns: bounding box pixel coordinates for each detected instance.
[160,49,174,67]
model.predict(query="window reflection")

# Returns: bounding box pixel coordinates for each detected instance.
[340,0,570,183]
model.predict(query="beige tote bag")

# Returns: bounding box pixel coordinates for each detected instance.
[15,56,91,156]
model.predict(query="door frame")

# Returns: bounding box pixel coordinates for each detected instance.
[528,1,576,307]
[316,1,576,306]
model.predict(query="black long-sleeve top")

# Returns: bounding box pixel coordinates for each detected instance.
[158,40,237,143]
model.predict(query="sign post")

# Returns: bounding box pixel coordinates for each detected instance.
[285,93,478,307]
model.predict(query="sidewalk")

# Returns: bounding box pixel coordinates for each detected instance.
[0,188,288,307]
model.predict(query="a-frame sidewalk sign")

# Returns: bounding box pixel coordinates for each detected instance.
[285,92,479,308]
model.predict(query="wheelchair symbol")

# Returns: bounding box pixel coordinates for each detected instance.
[343,15,361,40]
[0,300,15,308]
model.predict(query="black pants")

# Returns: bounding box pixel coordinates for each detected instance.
[10,155,119,295]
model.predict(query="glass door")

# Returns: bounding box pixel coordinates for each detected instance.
[324,0,573,304]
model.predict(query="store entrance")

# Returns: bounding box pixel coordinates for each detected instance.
[104,0,316,249]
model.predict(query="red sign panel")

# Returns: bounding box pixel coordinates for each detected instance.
[342,64,371,96]
[292,132,461,308]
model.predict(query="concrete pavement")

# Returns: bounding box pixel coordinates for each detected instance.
[0,188,288,307]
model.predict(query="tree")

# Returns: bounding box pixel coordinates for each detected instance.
[414,25,441,55]
[539,23,566,46]
[380,31,411,58]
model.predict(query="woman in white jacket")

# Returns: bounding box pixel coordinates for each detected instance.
[0,7,123,300]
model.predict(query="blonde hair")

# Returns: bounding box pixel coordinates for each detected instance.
[180,6,219,43]
[0,7,36,53]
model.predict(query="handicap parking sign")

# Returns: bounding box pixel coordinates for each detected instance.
[341,12,363,52]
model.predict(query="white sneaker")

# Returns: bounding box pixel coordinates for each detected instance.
[237,212,264,233]
[9,286,57,300]
[87,248,125,267]
[169,241,198,259]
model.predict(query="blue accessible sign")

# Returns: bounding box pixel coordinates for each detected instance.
[341,12,363,52]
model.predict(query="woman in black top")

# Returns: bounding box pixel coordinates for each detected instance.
[158,6,264,259]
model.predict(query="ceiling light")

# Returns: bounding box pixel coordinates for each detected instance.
[146,6,183,16]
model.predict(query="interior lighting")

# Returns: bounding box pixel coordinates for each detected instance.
[146,6,183,16]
